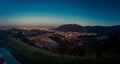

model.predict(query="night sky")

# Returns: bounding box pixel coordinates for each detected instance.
[0,0,120,26]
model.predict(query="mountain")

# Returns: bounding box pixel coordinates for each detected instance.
[54,24,84,32]
[86,25,120,34]
[53,24,120,34]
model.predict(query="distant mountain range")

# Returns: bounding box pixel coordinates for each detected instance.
[53,24,120,34]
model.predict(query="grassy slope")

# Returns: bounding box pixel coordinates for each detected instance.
[0,30,119,64]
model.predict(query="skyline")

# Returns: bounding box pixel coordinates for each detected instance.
[0,0,120,26]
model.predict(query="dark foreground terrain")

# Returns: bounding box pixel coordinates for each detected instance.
[0,30,120,64]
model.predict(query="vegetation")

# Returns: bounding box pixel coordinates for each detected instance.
[0,30,120,64]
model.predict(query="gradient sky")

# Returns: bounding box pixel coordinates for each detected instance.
[0,0,120,26]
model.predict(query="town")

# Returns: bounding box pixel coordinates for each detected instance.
[5,27,110,57]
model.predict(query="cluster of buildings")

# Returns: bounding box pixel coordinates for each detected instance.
[6,28,108,53]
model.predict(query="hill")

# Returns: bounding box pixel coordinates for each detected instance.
[54,24,120,34]
[54,24,84,32]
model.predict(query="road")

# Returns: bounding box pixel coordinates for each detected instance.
[0,40,21,64]
[0,48,21,64]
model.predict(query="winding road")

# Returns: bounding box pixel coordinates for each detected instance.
[0,40,21,64]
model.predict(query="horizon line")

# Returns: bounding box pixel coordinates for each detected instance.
[0,23,119,27]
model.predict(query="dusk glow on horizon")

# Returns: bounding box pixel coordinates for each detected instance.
[0,0,120,26]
